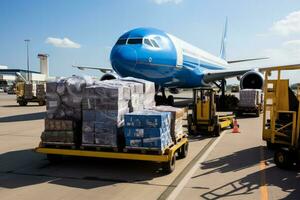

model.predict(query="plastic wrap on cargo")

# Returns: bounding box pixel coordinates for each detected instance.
[104,79,144,95]
[24,83,33,99]
[125,138,142,147]
[82,122,94,133]
[121,77,156,108]
[95,108,129,127]
[150,106,185,142]
[238,89,262,108]
[95,132,117,147]
[45,76,94,121]
[36,84,46,98]
[45,119,73,131]
[124,110,171,128]
[82,132,94,144]
[124,110,173,150]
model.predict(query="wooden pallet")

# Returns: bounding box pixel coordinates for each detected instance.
[41,142,76,149]
[80,144,119,152]
[123,142,174,155]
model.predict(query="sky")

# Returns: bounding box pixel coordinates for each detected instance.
[1,0,300,83]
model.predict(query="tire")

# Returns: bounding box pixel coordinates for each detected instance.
[38,100,45,106]
[187,114,193,135]
[266,141,277,150]
[167,95,174,106]
[274,149,294,169]
[178,142,189,159]
[162,154,176,174]
[213,124,221,137]
[47,154,63,163]
[255,109,260,117]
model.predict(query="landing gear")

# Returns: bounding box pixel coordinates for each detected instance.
[155,87,174,106]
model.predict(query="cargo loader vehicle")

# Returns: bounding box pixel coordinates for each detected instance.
[261,65,300,168]
[16,82,46,106]
[188,88,235,137]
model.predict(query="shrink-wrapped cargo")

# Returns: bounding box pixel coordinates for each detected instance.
[150,106,185,143]
[36,84,46,99]
[121,77,156,108]
[124,111,173,150]
[238,89,263,108]
[42,76,94,146]
[81,82,130,147]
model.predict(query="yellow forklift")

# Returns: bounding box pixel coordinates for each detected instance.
[261,65,300,168]
[188,88,235,137]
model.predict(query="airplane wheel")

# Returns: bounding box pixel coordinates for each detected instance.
[167,95,174,106]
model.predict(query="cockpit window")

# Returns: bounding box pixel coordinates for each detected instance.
[144,39,153,47]
[127,38,143,44]
[150,39,159,48]
[116,38,127,45]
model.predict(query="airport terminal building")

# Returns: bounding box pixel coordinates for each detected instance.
[0,54,49,88]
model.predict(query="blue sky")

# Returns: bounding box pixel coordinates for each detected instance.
[1,0,300,82]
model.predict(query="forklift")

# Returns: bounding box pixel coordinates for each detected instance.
[187,88,235,137]
[261,65,300,168]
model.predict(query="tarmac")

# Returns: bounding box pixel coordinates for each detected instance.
[0,92,299,200]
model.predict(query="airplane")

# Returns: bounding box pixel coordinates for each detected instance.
[74,20,268,105]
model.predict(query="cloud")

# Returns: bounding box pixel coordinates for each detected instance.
[270,11,300,36]
[45,37,81,48]
[151,0,182,5]
[263,39,300,64]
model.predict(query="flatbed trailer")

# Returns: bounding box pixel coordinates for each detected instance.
[35,136,188,174]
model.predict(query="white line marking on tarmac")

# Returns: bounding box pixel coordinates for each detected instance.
[166,131,227,200]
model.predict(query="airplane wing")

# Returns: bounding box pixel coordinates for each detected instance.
[227,57,269,64]
[72,65,113,73]
[203,63,300,83]
[202,68,250,83]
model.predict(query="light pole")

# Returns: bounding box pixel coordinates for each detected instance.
[24,39,30,81]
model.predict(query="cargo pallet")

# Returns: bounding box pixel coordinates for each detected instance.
[261,65,300,169]
[35,135,189,174]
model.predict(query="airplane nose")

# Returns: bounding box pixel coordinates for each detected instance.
[111,46,137,69]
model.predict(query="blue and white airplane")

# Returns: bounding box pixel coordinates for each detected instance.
[74,22,267,103]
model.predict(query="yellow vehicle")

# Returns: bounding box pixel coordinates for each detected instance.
[261,64,300,168]
[16,82,46,106]
[35,135,188,174]
[188,88,235,136]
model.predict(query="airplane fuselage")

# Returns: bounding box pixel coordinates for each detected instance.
[110,27,230,88]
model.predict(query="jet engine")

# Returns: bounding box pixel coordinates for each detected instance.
[100,73,119,81]
[240,71,264,89]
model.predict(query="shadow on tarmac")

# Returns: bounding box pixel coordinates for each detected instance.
[0,112,45,123]
[0,149,169,190]
[191,146,300,200]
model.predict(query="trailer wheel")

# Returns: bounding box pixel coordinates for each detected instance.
[178,142,189,159]
[38,100,45,106]
[274,149,293,169]
[19,100,27,106]
[162,154,176,174]
[255,109,260,117]
[47,154,63,163]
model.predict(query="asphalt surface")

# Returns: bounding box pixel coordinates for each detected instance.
[0,92,299,200]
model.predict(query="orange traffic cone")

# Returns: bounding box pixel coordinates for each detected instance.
[232,118,240,133]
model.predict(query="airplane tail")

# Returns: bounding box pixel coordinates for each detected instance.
[219,17,228,60]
